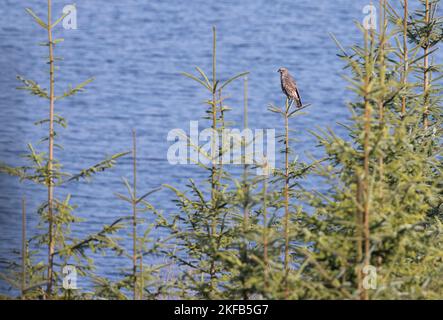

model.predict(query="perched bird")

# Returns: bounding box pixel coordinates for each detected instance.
[278,67,302,108]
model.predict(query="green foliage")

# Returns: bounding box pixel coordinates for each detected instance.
[0,2,129,299]
[1,0,442,300]
[291,1,443,299]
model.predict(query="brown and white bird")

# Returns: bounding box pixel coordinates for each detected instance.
[278,67,302,108]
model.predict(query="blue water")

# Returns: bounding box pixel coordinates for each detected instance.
[0,0,438,294]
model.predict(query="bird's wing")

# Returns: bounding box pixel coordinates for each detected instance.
[294,85,302,106]
[288,74,302,106]
[286,75,300,100]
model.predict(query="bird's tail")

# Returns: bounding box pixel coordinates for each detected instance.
[296,98,302,108]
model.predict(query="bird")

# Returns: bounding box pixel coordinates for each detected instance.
[278,67,302,108]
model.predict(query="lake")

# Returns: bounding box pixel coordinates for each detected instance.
[0,0,438,294]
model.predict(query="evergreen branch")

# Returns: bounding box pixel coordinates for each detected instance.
[16,76,49,99]
[66,151,130,182]
[181,72,212,91]
[56,78,95,100]
[25,8,48,29]
[219,72,249,91]
[53,218,127,257]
